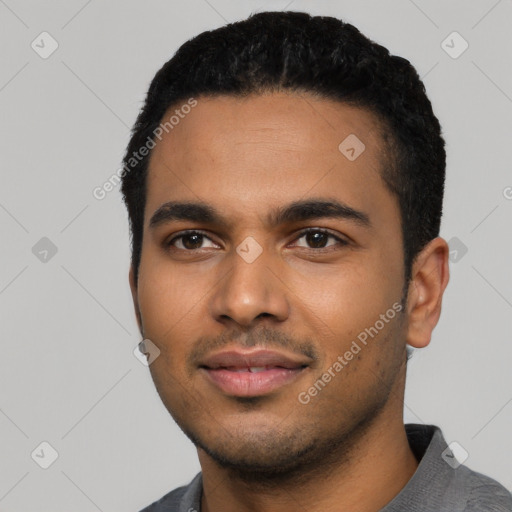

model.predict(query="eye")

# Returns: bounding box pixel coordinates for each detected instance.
[165,228,348,252]
[166,230,218,250]
[292,228,348,250]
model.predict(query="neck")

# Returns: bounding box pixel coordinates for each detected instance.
[198,412,419,512]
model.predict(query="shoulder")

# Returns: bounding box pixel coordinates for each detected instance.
[458,465,512,511]
[139,485,188,512]
[139,473,202,512]
[402,424,511,512]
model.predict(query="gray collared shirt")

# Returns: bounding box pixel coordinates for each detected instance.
[140,424,512,511]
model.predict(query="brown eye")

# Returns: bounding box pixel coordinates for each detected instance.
[304,231,329,248]
[293,229,348,250]
[167,231,217,250]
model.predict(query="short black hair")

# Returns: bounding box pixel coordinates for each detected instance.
[121,10,446,300]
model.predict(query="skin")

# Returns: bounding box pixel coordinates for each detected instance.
[129,91,450,512]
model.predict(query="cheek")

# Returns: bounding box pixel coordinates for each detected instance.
[292,257,402,357]
[137,259,204,346]
[138,251,196,312]
[292,258,376,314]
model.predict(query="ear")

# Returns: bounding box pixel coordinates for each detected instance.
[129,265,143,336]
[405,237,450,348]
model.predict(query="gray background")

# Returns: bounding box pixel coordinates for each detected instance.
[1,0,511,510]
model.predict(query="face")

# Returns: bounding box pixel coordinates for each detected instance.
[130,92,410,476]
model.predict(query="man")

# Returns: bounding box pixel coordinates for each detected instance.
[121,10,512,512]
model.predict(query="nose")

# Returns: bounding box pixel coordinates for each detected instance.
[209,244,290,328]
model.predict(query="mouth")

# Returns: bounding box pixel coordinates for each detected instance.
[199,349,310,397]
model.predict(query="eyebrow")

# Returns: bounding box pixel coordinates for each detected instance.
[149,198,371,230]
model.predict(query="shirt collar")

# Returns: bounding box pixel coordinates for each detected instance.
[179,423,449,512]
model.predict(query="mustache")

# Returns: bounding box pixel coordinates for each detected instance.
[187,325,320,370]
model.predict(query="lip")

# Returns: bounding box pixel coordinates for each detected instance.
[199,349,310,397]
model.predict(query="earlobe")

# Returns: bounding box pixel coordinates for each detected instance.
[405,237,450,349]
[129,266,143,336]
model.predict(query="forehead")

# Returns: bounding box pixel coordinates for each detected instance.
[151,92,384,159]
[145,92,395,228]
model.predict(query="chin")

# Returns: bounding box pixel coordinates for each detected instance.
[183,416,350,485]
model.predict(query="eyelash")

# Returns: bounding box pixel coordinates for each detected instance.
[165,228,349,252]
